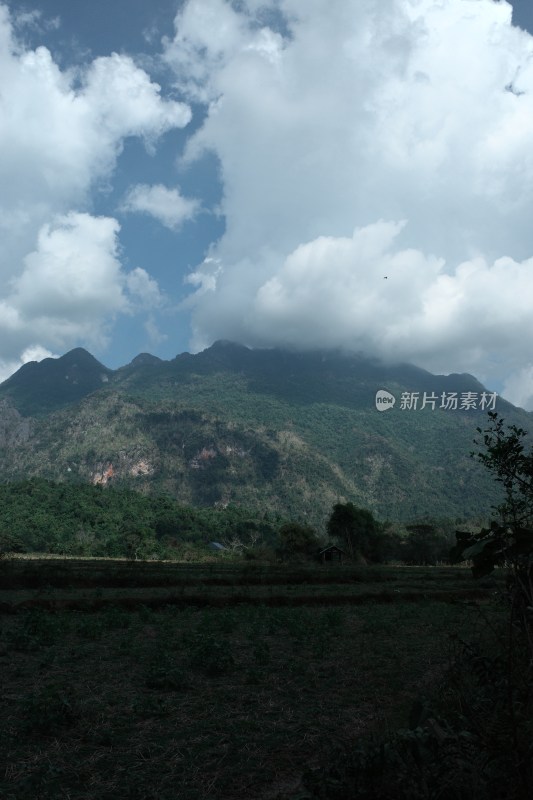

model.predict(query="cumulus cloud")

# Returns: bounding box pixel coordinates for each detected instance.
[0,23,190,250]
[184,257,223,298]
[144,315,168,346]
[165,0,533,406]
[0,2,190,373]
[187,221,533,380]
[121,184,199,230]
[0,212,166,376]
[14,214,125,317]
[126,266,165,309]
[82,53,191,149]
[3,213,125,348]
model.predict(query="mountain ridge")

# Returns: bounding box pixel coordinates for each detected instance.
[0,341,503,414]
[0,342,524,525]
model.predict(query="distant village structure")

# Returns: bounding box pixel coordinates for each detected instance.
[317,545,345,565]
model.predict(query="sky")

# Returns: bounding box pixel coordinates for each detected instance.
[2,0,533,408]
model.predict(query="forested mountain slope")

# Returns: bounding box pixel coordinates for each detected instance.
[0,340,526,525]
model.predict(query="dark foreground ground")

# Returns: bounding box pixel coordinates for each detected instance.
[0,560,502,799]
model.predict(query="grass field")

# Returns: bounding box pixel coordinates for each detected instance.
[0,559,504,799]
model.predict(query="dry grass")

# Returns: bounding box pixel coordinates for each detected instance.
[0,590,499,800]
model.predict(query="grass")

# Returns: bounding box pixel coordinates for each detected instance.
[0,560,505,799]
[0,559,498,611]
[1,554,493,588]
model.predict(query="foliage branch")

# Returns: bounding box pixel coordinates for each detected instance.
[451,412,533,584]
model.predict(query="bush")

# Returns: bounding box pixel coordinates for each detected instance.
[277,522,319,561]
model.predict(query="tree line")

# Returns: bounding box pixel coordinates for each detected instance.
[276,507,457,564]
[0,476,461,564]
[0,479,281,560]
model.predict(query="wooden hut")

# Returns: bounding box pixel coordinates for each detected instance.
[317,545,345,564]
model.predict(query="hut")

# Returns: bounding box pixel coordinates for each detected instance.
[317,545,345,565]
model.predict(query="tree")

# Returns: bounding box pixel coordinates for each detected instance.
[473,411,533,527]
[403,523,452,565]
[277,522,318,560]
[451,412,533,582]
[451,412,533,640]
[327,503,383,562]
[449,412,533,796]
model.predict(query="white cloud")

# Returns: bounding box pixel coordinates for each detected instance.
[0,34,189,231]
[164,0,268,104]
[0,212,168,361]
[82,53,191,149]
[21,345,57,364]
[502,367,533,412]
[184,257,223,298]
[13,213,127,321]
[165,0,533,404]
[126,266,165,309]
[2,213,126,350]
[121,184,199,229]
[187,222,533,383]
[11,8,60,33]
[0,3,190,370]
[144,315,168,346]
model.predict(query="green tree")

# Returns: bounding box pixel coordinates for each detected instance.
[474,411,533,527]
[402,523,452,565]
[449,413,533,797]
[277,522,318,560]
[327,503,383,562]
[452,412,533,582]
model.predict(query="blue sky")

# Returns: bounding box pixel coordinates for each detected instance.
[2,0,224,367]
[2,1,533,408]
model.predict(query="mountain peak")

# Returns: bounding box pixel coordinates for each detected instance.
[129,353,163,367]
[59,348,109,368]
[0,348,113,416]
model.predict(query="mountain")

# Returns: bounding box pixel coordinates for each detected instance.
[0,348,112,415]
[0,341,527,526]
